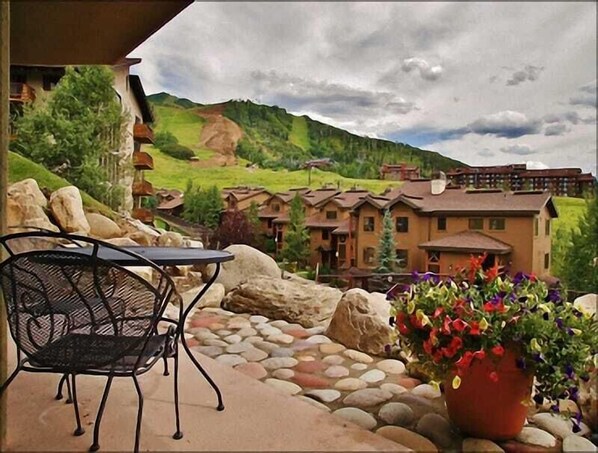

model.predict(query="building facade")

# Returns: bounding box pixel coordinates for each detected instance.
[379,163,421,181]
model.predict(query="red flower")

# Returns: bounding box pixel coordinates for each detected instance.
[432,350,444,363]
[489,371,499,382]
[473,349,486,361]
[432,307,444,319]
[468,253,487,282]
[469,321,481,335]
[529,273,537,282]
[485,262,500,283]
[423,339,434,355]
[452,318,468,332]
[396,312,411,335]
[455,351,474,370]
[491,344,505,357]
[441,315,452,335]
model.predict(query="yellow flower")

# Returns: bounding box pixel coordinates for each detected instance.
[531,338,542,352]
[416,309,431,327]
[479,318,489,331]
[452,375,462,390]
[429,380,441,392]
[407,300,415,314]
[538,303,551,313]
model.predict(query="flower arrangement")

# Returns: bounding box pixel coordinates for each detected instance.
[388,254,597,432]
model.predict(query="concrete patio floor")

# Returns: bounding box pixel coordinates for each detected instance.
[4,339,408,452]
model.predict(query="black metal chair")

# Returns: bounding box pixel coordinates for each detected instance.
[0,231,183,453]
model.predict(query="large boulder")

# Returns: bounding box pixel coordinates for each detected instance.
[157,231,184,247]
[325,288,394,356]
[86,213,122,239]
[222,276,343,328]
[8,178,47,208]
[181,283,225,309]
[204,244,282,293]
[6,189,58,233]
[49,186,90,234]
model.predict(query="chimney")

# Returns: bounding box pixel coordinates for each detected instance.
[431,170,447,195]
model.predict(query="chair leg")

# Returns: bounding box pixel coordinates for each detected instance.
[70,374,85,436]
[0,364,22,397]
[89,375,113,452]
[162,356,170,376]
[65,374,73,404]
[172,344,183,440]
[132,374,144,453]
[55,374,68,400]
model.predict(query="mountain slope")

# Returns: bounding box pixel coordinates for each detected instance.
[148,93,466,179]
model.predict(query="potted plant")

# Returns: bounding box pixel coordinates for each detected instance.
[388,254,597,440]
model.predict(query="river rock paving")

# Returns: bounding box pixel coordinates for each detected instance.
[186,306,595,452]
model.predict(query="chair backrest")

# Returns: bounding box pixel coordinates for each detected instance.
[0,231,177,370]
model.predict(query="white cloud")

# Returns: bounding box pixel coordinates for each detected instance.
[500,144,535,155]
[401,57,444,81]
[506,65,544,86]
[525,161,550,170]
[468,111,542,138]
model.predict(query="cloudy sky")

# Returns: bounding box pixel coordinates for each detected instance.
[131,2,597,174]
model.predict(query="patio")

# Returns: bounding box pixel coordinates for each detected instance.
[4,336,407,452]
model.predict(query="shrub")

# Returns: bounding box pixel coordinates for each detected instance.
[160,143,195,160]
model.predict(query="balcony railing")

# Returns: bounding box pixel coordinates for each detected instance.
[132,207,154,224]
[10,82,36,102]
[132,180,154,196]
[132,151,154,170]
[133,123,154,144]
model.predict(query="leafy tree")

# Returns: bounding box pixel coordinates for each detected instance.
[560,191,598,293]
[182,183,223,229]
[12,66,127,208]
[281,193,310,267]
[377,209,397,273]
[213,209,257,249]
[154,130,178,148]
[160,143,194,160]
[247,201,261,230]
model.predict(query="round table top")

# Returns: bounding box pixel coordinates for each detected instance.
[68,246,234,267]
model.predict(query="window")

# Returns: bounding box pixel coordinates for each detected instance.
[267,219,273,229]
[326,210,337,220]
[363,247,376,265]
[272,203,280,212]
[427,251,441,273]
[396,249,409,267]
[364,217,375,232]
[468,218,483,230]
[395,217,409,233]
[545,219,550,236]
[322,229,330,240]
[437,217,447,231]
[42,74,62,91]
[339,235,346,243]
[544,253,550,269]
[338,244,346,260]
[534,218,539,236]
[489,218,506,230]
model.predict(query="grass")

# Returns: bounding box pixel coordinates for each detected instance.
[289,116,310,151]
[153,105,215,159]
[144,145,397,194]
[8,151,114,216]
[553,197,587,233]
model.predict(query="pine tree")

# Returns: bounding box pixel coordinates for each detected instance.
[560,190,598,293]
[377,209,397,273]
[281,193,310,267]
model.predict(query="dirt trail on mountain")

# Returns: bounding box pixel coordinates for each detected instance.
[193,104,243,167]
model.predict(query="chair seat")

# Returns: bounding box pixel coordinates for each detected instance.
[29,334,168,373]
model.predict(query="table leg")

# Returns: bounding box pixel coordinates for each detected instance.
[178,262,225,411]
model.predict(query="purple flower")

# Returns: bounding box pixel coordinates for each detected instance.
[513,272,526,285]
[543,312,549,321]
[411,271,420,282]
[569,387,579,402]
[546,289,561,303]
[565,364,575,379]
[384,344,391,354]
[573,309,583,318]
[551,404,560,413]
[567,328,575,336]
[556,318,564,329]
[532,353,545,363]
[572,422,581,433]
[516,357,527,370]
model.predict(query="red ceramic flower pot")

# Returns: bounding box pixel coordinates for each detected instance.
[444,348,534,440]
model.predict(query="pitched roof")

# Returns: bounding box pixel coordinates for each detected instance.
[332,218,354,235]
[301,188,341,206]
[418,231,512,254]
[223,186,270,202]
[276,188,311,203]
[304,214,342,229]
[157,197,184,210]
[321,190,371,209]
[351,194,392,211]
[384,181,557,217]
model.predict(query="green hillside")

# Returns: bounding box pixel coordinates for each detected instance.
[148,94,466,180]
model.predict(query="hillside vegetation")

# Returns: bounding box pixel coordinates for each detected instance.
[148,93,466,181]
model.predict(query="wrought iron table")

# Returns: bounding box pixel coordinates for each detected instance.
[67,245,234,410]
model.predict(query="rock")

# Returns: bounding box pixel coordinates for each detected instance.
[291,340,317,352]
[284,328,310,339]
[181,283,225,309]
[396,377,422,389]
[249,315,269,324]
[265,379,302,396]
[305,326,326,335]
[462,438,505,452]
[49,186,90,234]
[378,402,415,426]
[325,288,393,356]
[253,341,279,353]
[6,193,59,236]
[261,357,298,370]
[291,372,331,389]
[240,347,269,362]
[304,389,341,403]
[395,394,438,419]
[415,413,454,448]
[270,347,296,358]
[411,384,441,399]
[562,434,597,452]
[296,396,331,412]
[380,383,408,396]
[222,276,342,328]
[236,327,258,337]
[294,360,325,373]
[8,178,47,207]
[334,378,368,391]
[85,213,121,239]
[271,369,295,380]
[376,359,406,375]
[203,339,228,347]
[234,362,267,380]
[205,244,282,292]
[320,343,346,354]
[305,335,332,344]
[107,236,145,247]
[351,363,368,371]
[325,366,350,378]
[376,426,438,452]
[227,317,252,329]
[532,412,590,438]
[269,320,289,328]
[125,265,154,283]
[124,230,154,246]
[343,389,393,408]
[194,346,223,358]
[332,408,377,430]
[343,349,373,364]
[244,336,263,344]
[183,238,203,248]
[267,334,295,344]
[225,342,253,354]
[515,427,557,448]
[323,355,345,365]
[259,326,283,336]
[215,354,247,367]
[296,355,316,362]
[359,369,386,383]
[223,334,242,344]
[217,330,233,337]
[157,231,184,247]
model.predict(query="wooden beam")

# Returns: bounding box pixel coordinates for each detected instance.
[0,1,9,449]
